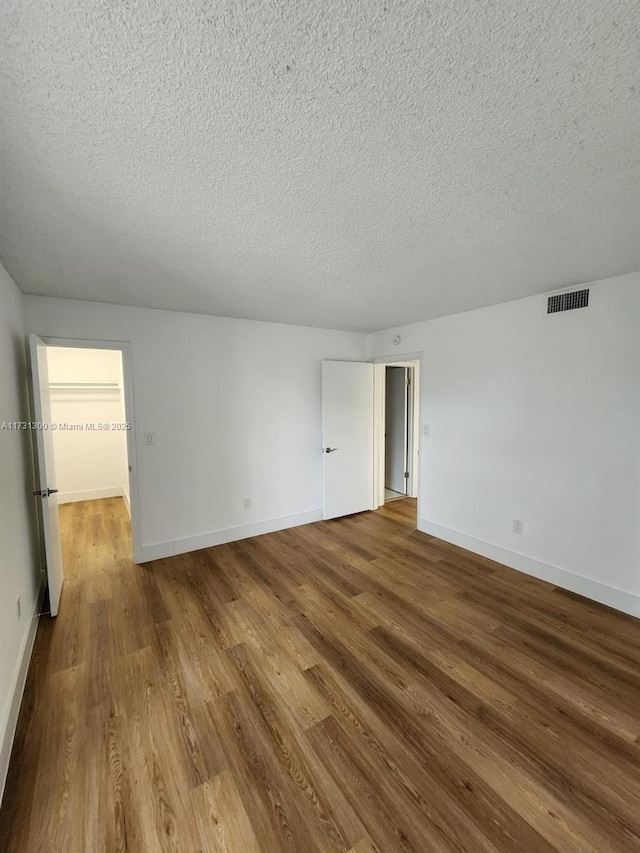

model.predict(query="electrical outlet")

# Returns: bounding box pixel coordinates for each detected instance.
[423,424,430,436]
[512,519,523,534]
[144,432,155,446]
[17,596,21,620]
[242,497,251,510]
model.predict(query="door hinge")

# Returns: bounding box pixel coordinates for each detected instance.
[404,471,409,478]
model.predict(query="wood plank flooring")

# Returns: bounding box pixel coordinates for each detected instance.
[1,496,640,852]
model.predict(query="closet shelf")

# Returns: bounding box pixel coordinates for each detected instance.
[49,382,121,389]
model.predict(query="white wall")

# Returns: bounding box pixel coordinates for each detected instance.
[24,297,368,561]
[0,263,41,800]
[46,347,130,510]
[368,272,640,617]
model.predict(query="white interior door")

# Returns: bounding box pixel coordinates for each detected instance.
[29,334,64,616]
[322,360,374,519]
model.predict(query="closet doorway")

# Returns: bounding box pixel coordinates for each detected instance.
[372,358,420,513]
[29,336,139,616]
[384,365,411,501]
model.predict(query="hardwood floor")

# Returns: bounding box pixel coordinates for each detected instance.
[1,497,640,852]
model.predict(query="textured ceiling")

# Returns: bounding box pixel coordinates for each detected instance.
[1,1,638,332]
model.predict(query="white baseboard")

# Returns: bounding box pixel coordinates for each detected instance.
[122,489,131,518]
[0,578,45,804]
[58,486,128,504]
[418,519,640,619]
[137,509,323,563]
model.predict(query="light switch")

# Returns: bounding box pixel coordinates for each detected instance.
[144,432,155,445]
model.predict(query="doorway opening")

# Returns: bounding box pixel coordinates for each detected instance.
[48,346,132,569]
[384,366,411,502]
[29,336,139,617]
[373,358,420,519]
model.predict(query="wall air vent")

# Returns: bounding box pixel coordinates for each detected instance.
[547,289,589,314]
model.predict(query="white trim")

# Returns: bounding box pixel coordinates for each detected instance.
[39,337,142,563]
[58,486,128,504]
[370,351,424,364]
[138,509,323,563]
[372,363,386,507]
[0,579,45,803]
[418,519,640,619]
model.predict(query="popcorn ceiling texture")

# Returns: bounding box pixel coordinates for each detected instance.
[0,0,637,332]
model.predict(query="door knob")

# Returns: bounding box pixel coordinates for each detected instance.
[324,447,338,453]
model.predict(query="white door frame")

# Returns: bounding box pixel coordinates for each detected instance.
[371,354,422,511]
[40,336,142,564]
